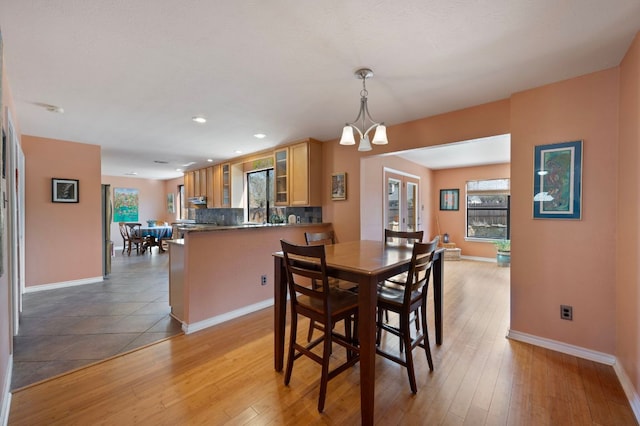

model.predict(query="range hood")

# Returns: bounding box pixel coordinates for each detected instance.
[188,196,207,205]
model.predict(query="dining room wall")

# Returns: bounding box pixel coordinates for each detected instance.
[616,31,640,402]
[163,176,184,224]
[101,175,171,251]
[22,135,102,287]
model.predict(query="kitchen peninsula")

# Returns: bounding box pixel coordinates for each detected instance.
[168,222,332,333]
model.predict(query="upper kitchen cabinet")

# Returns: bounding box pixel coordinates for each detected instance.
[274,147,288,206]
[289,139,322,206]
[185,171,195,200]
[221,163,231,207]
[206,165,218,208]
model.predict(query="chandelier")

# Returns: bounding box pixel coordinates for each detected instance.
[339,68,388,151]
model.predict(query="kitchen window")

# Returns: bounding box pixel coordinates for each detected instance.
[466,178,510,241]
[247,168,274,224]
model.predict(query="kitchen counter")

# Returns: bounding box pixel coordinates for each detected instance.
[175,222,330,233]
[168,222,332,333]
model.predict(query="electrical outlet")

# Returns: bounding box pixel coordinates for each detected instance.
[261,275,267,286]
[560,305,573,320]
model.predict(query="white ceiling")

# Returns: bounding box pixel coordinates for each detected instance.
[0,1,637,179]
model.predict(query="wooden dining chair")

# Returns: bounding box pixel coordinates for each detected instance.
[119,222,146,255]
[304,231,358,342]
[375,237,439,393]
[281,239,360,413]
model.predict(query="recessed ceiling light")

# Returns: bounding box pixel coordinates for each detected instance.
[192,116,207,124]
[207,159,213,162]
[183,161,196,167]
[125,172,138,176]
[176,168,183,172]
[235,150,243,154]
[254,133,266,139]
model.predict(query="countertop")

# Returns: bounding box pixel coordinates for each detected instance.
[175,222,331,233]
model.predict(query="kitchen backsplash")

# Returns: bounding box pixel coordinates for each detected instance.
[195,207,322,225]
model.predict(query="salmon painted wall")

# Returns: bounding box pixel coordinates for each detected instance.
[23,136,102,287]
[360,154,434,242]
[433,163,510,258]
[164,176,184,223]
[102,175,177,250]
[617,33,640,395]
[322,99,511,243]
[510,69,619,354]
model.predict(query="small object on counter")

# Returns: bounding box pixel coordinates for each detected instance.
[288,214,296,224]
[297,216,301,223]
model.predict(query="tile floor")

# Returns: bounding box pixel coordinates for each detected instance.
[11,249,182,390]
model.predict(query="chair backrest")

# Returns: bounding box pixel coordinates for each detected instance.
[118,222,129,240]
[404,237,439,302]
[125,223,142,240]
[304,230,336,246]
[384,229,424,246]
[281,239,331,319]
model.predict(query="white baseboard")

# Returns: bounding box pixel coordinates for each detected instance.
[183,299,274,334]
[506,329,616,365]
[460,255,495,263]
[24,276,104,293]
[613,360,640,423]
[1,355,12,426]
[507,329,640,424]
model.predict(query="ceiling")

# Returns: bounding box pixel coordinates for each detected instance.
[0,1,637,179]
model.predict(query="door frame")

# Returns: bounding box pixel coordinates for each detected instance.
[383,168,421,234]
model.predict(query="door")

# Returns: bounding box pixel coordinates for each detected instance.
[247,168,274,223]
[384,170,420,233]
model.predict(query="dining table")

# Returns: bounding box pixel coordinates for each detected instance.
[137,225,173,253]
[273,240,444,425]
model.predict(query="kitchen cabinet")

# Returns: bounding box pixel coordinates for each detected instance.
[206,166,216,208]
[274,148,288,205]
[221,163,231,207]
[289,139,322,206]
[185,171,195,200]
[199,168,207,197]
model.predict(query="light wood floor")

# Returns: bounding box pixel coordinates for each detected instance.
[8,260,637,425]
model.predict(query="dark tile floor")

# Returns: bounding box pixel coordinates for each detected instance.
[11,249,182,390]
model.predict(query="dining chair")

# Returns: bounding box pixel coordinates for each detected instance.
[375,237,439,393]
[304,231,358,342]
[381,229,425,324]
[119,222,146,255]
[280,239,360,413]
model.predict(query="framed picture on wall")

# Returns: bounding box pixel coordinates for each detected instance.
[440,189,459,211]
[52,178,79,203]
[331,172,347,201]
[533,140,582,219]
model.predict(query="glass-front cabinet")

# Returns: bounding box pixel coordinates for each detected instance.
[221,163,230,207]
[274,148,288,205]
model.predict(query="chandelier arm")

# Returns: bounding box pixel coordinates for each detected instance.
[362,97,381,127]
[348,123,364,139]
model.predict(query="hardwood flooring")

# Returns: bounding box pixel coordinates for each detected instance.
[8,260,637,425]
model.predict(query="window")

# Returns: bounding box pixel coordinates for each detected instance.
[247,168,274,224]
[466,179,510,240]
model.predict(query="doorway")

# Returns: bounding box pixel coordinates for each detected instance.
[384,169,420,233]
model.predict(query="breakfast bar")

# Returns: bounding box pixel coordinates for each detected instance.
[168,222,332,334]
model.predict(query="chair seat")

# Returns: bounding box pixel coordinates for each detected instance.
[377,284,422,308]
[298,288,359,317]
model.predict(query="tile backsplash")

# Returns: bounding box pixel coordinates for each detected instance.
[195,207,322,225]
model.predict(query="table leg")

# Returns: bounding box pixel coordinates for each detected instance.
[358,275,377,426]
[274,256,287,372]
[433,251,444,345]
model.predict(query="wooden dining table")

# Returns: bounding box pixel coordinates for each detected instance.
[273,240,444,425]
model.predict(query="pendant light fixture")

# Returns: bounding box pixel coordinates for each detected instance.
[339,68,388,151]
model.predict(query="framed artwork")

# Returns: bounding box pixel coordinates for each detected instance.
[113,187,139,222]
[533,140,582,219]
[167,193,175,213]
[331,172,347,201]
[440,189,459,211]
[52,178,79,203]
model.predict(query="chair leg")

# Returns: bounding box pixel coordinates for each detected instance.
[401,314,417,394]
[421,305,434,371]
[284,313,298,386]
[376,308,383,346]
[318,323,332,412]
[307,320,316,342]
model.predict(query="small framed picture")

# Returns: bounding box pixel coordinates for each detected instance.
[52,178,79,203]
[331,172,347,201]
[440,188,459,211]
